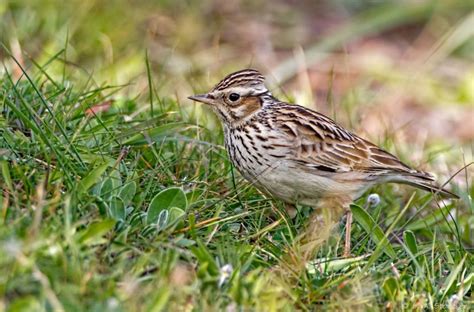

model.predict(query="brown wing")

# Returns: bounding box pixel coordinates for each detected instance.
[270,103,427,177]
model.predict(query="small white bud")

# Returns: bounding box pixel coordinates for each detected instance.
[447,294,460,310]
[48,245,61,256]
[107,298,119,309]
[367,193,380,207]
[218,264,233,287]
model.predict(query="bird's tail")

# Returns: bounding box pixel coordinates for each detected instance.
[391,170,459,199]
[402,179,459,198]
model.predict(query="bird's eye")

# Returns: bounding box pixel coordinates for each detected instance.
[228,93,240,102]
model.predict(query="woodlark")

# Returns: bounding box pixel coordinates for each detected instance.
[189,68,458,257]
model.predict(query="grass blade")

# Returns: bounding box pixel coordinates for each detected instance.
[351,204,396,258]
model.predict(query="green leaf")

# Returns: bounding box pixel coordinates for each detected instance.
[119,181,137,205]
[0,160,12,190]
[77,219,116,246]
[146,188,187,224]
[157,210,169,229]
[147,287,171,312]
[123,123,186,145]
[100,178,114,199]
[176,238,196,247]
[169,207,185,222]
[77,162,109,195]
[382,276,400,301]
[167,207,186,230]
[191,240,219,276]
[109,196,126,220]
[306,255,369,274]
[441,255,467,299]
[100,170,121,199]
[403,230,418,255]
[351,204,396,258]
[457,272,474,297]
[110,168,122,187]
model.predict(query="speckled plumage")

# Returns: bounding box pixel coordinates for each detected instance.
[189,68,457,257]
[189,69,457,210]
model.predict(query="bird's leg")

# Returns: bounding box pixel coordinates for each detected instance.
[280,198,349,276]
[284,203,297,219]
[343,209,353,257]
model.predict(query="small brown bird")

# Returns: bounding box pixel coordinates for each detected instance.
[189,69,458,257]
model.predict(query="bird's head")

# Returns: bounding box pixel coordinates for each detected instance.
[189,69,271,125]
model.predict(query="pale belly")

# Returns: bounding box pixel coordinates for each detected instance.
[237,160,366,207]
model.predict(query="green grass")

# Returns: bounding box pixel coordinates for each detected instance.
[1,0,473,310]
[0,51,472,311]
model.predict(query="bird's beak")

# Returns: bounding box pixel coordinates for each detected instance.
[188,94,214,105]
